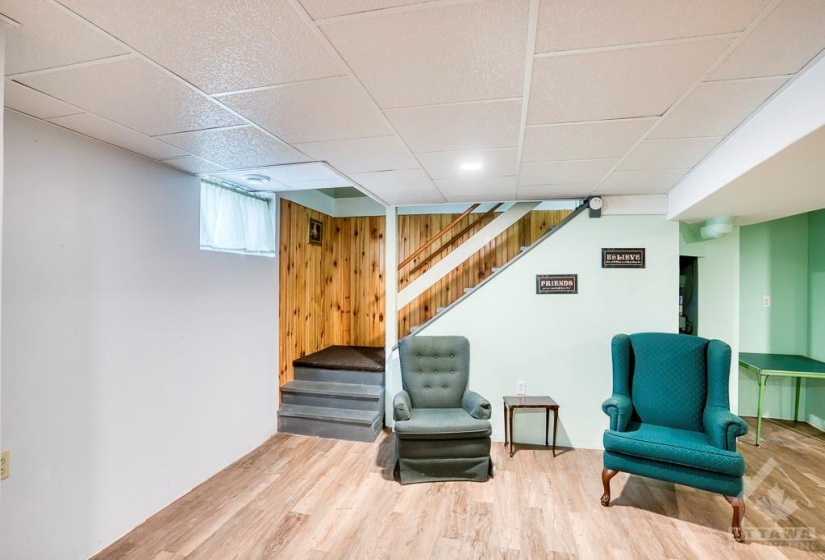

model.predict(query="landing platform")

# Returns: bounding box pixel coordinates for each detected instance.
[293,345,385,372]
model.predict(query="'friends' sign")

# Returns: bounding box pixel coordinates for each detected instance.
[536,274,578,294]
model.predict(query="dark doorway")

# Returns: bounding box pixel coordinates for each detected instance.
[680,256,698,335]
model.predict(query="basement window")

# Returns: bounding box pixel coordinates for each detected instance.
[199,179,276,256]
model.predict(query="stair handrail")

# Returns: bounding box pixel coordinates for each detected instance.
[398,203,480,270]
[407,203,503,276]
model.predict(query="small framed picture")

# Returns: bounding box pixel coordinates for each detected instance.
[309,218,323,246]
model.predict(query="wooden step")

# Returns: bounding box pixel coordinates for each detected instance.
[278,404,383,442]
[281,380,384,411]
[294,365,383,386]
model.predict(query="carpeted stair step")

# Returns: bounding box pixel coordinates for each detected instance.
[281,380,384,411]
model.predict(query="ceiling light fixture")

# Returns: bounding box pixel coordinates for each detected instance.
[459,161,483,171]
[244,173,271,185]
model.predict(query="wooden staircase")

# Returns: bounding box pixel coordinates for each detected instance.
[277,346,385,442]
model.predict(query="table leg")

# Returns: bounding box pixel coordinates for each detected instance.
[794,377,802,423]
[545,408,550,447]
[552,408,558,457]
[503,402,508,446]
[509,406,515,457]
[756,374,768,446]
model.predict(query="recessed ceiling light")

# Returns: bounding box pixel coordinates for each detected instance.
[459,161,483,171]
[244,174,270,185]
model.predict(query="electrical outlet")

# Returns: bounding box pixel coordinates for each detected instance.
[763,295,771,308]
[516,381,526,396]
[0,450,9,480]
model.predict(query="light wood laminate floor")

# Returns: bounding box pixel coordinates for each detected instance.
[95,418,825,559]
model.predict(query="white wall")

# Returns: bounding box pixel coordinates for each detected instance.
[0,112,278,559]
[416,213,679,449]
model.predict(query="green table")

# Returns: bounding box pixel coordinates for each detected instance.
[739,352,825,445]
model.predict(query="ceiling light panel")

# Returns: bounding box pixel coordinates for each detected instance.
[516,183,594,200]
[298,0,434,19]
[2,0,127,75]
[618,137,722,171]
[650,77,787,139]
[528,38,732,124]
[4,80,80,119]
[55,0,342,94]
[157,126,309,169]
[221,76,391,144]
[519,159,618,186]
[161,155,225,174]
[18,57,243,136]
[386,100,521,153]
[48,113,189,160]
[319,0,529,108]
[711,0,825,81]
[598,168,689,194]
[293,136,418,173]
[535,0,768,53]
[522,118,656,162]
[418,148,518,180]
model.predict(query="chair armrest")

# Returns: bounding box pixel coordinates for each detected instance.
[461,390,491,420]
[393,390,412,421]
[703,406,749,451]
[602,394,633,432]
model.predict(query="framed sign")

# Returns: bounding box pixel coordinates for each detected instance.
[309,218,323,246]
[536,274,577,294]
[602,248,645,269]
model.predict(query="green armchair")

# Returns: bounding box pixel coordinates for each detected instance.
[393,336,493,484]
[601,333,749,541]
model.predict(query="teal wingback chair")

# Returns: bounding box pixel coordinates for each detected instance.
[393,336,493,484]
[601,333,749,541]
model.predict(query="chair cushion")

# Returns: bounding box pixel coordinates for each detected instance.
[603,422,745,477]
[394,408,492,440]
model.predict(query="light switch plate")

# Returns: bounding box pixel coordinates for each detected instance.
[516,381,526,396]
[763,295,771,307]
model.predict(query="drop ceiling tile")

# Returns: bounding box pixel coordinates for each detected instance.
[528,38,732,124]
[287,178,356,190]
[522,118,656,162]
[418,149,517,180]
[535,0,768,53]
[4,80,80,118]
[157,126,308,169]
[293,136,418,173]
[435,177,517,202]
[519,159,617,186]
[1,0,127,75]
[298,0,434,19]
[598,169,689,194]
[618,137,722,171]
[319,0,529,108]
[386,100,521,153]
[350,169,444,204]
[517,184,594,199]
[48,113,189,160]
[161,156,225,174]
[712,0,825,80]
[221,76,391,143]
[18,57,243,135]
[262,162,346,184]
[57,0,342,94]
[649,77,787,138]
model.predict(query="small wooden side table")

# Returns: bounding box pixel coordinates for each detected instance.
[503,396,560,457]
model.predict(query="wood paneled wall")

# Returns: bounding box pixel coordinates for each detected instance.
[279,199,385,387]
[397,210,571,337]
[279,200,571,385]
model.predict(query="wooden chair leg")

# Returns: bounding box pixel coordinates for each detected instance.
[724,495,745,542]
[601,468,619,506]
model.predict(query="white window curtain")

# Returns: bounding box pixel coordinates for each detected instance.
[200,179,275,256]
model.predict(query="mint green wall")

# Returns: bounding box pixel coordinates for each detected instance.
[806,209,825,430]
[739,214,809,419]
